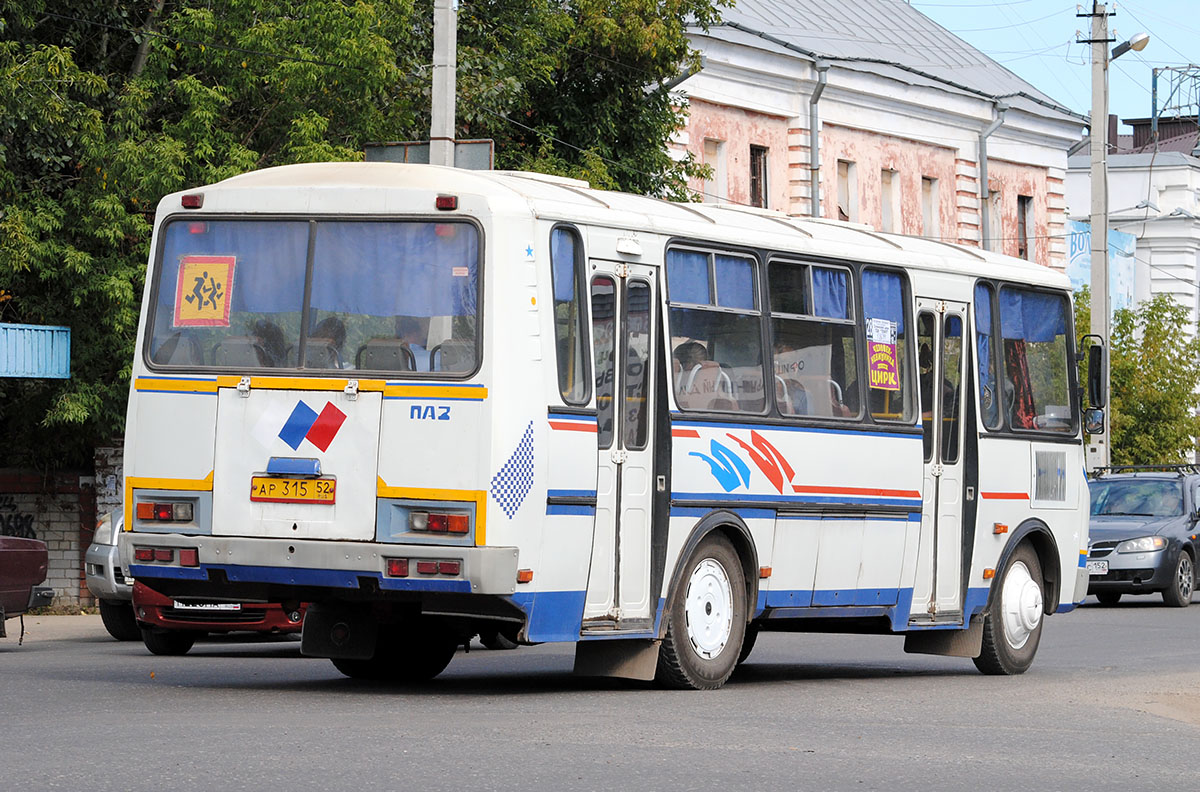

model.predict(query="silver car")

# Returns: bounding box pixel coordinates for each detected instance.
[84,510,140,640]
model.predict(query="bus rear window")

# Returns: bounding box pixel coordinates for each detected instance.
[146,219,480,374]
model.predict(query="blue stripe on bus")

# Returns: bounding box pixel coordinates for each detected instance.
[135,389,217,395]
[673,491,920,508]
[130,563,472,593]
[548,489,597,499]
[671,416,923,440]
[547,504,595,516]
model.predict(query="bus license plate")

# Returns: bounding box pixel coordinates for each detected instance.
[1086,560,1108,575]
[250,476,336,504]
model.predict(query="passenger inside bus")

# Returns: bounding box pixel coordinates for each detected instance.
[673,341,736,411]
[305,316,346,369]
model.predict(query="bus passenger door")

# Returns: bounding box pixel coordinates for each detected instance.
[912,300,968,620]
[582,262,658,630]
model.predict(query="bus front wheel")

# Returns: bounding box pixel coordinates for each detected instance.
[656,534,747,690]
[973,543,1044,675]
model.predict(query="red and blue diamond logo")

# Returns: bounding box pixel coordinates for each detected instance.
[278,401,347,452]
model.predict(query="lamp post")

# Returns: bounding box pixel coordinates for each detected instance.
[1082,2,1148,470]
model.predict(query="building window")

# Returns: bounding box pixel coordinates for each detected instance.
[880,169,898,232]
[1017,195,1033,260]
[921,177,939,238]
[702,138,727,204]
[749,145,768,208]
[837,160,857,222]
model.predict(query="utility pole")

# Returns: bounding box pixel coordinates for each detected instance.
[1087,1,1113,469]
[430,0,457,167]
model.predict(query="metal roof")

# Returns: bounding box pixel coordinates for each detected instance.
[698,0,1084,122]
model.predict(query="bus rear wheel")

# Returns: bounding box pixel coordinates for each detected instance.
[973,543,1044,675]
[656,534,747,690]
[331,620,458,682]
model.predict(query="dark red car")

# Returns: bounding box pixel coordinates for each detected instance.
[0,536,54,640]
[133,581,306,655]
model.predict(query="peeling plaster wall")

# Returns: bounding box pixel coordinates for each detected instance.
[986,159,1054,267]
[817,124,957,239]
[678,99,790,209]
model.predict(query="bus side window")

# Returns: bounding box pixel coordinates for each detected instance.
[862,268,914,423]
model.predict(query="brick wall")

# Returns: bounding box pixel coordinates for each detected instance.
[0,470,95,606]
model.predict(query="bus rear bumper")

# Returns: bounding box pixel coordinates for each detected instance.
[122,532,519,600]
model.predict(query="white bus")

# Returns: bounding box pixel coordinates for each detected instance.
[122,163,1091,689]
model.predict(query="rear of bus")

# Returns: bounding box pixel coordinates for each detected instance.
[122,164,522,673]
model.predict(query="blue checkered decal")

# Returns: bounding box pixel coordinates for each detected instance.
[490,422,535,519]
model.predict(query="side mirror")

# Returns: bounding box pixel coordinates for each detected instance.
[1087,343,1106,408]
[1084,407,1105,435]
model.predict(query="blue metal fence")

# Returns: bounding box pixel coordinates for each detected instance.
[0,323,71,378]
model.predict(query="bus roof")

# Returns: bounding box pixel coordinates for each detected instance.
[171,162,1071,290]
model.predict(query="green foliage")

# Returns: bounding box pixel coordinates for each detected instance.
[1076,288,1200,465]
[1,0,725,469]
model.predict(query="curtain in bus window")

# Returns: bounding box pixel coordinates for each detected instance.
[152,220,309,368]
[999,288,1071,431]
[592,277,617,449]
[310,222,478,318]
[666,249,710,304]
[714,254,755,309]
[812,267,849,320]
[974,284,1000,429]
[158,220,309,314]
[862,269,911,422]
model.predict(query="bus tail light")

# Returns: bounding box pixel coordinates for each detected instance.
[415,560,439,575]
[386,558,409,577]
[409,511,470,535]
[178,548,199,567]
[136,502,193,522]
[435,194,457,211]
[438,561,460,576]
[134,547,154,562]
[153,548,174,563]
[181,193,204,209]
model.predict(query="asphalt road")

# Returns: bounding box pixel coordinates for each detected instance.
[2,597,1198,792]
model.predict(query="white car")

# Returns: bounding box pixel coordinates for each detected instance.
[84,510,140,640]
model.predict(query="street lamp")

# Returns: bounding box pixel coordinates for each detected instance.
[1081,1,1149,471]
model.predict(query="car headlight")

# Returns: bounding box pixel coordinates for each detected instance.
[92,510,116,546]
[1116,536,1168,553]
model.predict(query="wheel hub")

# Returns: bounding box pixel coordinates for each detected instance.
[1000,560,1042,650]
[684,558,733,659]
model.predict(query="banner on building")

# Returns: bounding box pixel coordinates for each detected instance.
[1065,220,1136,312]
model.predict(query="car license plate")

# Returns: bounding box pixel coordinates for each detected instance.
[173,601,241,611]
[1087,559,1109,575]
[250,476,336,504]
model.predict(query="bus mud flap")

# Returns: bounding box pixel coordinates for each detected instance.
[902,617,983,658]
[573,639,660,681]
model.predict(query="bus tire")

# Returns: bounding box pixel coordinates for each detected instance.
[737,623,759,665]
[99,599,141,641]
[656,534,747,690]
[141,628,197,656]
[332,620,458,682]
[973,543,1044,676]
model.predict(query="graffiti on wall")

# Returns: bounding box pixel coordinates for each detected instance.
[0,495,37,539]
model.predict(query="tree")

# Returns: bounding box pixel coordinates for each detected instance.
[1076,288,1200,465]
[1,0,724,470]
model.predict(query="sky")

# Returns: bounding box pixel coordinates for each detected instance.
[909,0,1198,133]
